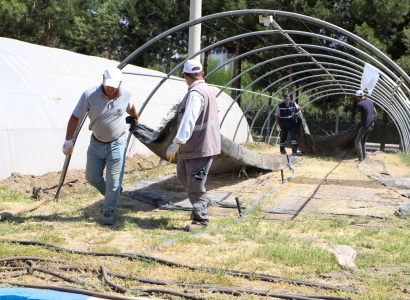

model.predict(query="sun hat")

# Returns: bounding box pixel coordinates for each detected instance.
[183,60,203,74]
[103,67,123,88]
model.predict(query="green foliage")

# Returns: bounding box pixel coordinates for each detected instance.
[206,58,233,87]
[354,22,388,56]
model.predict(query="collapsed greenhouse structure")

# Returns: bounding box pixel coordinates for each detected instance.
[1,9,410,182]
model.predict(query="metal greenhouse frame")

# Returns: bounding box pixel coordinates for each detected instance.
[118,9,410,152]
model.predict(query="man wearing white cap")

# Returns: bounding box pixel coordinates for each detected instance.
[62,67,139,225]
[354,89,377,163]
[166,59,221,231]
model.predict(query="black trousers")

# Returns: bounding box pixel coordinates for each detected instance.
[279,123,297,154]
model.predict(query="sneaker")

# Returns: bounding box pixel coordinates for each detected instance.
[102,210,115,225]
[354,159,363,164]
[184,220,209,231]
[292,153,302,156]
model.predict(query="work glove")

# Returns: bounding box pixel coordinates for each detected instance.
[62,140,74,157]
[125,116,139,131]
[276,125,281,132]
[166,143,180,162]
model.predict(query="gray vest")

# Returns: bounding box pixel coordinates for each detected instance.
[177,82,221,159]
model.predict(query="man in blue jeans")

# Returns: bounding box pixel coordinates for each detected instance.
[355,89,377,163]
[62,67,139,225]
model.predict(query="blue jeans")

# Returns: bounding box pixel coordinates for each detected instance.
[85,134,127,211]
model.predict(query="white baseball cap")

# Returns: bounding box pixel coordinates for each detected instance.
[183,60,203,74]
[103,67,123,88]
[355,89,365,97]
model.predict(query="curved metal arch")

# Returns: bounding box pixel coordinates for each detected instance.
[299,89,408,151]
[119,17,404,117]
[292,79,360,103]
[257,83,362,146]
[299,80,410,141]
[264,91,404,151]
[234,57,403,146]
[209,41,397,130]
[118,9,410,86]
[218,48,372,129]
[302,86,399,125]
[247,68,410,146]
[246,76,361,143]
[117,9,410,152]
[293,77,410,145]
[244,68,365,136]
[234,67,364,142]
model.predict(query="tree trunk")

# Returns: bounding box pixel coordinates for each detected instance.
[288,65,293,94]
[335,107,339,134]
[380,110,388,151]
[203,36,217,76]
[350,99,357,125]
[203,49,209,76]
[45,0,51,46]
[321,97,327,134]
[231,40,242,107]
[166,36,174,74]
[107,32,111,59]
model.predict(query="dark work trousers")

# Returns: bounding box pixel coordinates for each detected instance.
[279,121,298,154]
[355,125,373,161]
[177,156,214,223]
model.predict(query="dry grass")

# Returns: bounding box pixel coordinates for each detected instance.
[0,148,410,299]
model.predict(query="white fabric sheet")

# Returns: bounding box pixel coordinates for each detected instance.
[361,63,380,95]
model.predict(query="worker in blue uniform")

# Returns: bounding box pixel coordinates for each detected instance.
[274,93,302,156]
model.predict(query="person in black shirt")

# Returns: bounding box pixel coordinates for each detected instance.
[355,90,377,163]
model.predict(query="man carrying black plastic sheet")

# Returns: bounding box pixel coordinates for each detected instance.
[166,60,221,231]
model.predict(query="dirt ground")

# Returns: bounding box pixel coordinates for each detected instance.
[1,149,409,224]
[0,150,410,214]
[1,149,410,299]
[0,153,160,202]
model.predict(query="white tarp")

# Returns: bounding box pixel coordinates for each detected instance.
[360,63,380,96]
[0,38,251,180]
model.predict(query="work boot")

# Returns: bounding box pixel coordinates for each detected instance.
[101,209,115,225]
[184,220,209,232]
[280,147,287,155]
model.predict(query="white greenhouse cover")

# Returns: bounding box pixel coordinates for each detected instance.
[0,38,251,181]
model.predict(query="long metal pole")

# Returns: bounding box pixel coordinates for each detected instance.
[188,0,202,61]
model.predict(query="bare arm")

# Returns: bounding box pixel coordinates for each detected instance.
[126,104,139,119]
[373,107,377,114]
[65,114,79,140]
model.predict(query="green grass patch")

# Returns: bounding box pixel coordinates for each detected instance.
[398,152,410,166]
[0,185,29,203]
